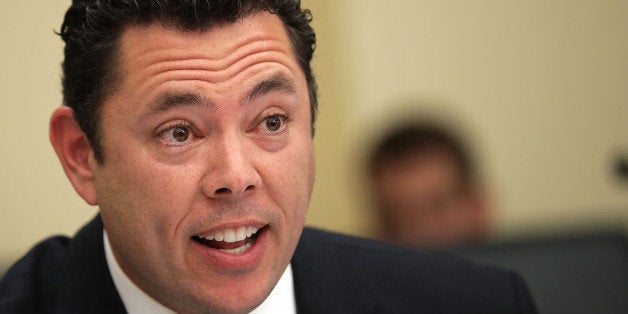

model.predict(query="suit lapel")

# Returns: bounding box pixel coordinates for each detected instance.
[55,215,126,313]
[291,228,376,314]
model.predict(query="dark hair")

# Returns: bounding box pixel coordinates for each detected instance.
[369,123,475,184]
[59,0,317,163]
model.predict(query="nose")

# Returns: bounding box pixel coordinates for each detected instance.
[201,135,260,199]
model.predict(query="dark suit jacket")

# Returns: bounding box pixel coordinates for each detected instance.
[0,216,537,313]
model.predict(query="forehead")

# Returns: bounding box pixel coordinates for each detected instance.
[377,150,464,184]
[113,12,299,91]
[122,12,289,52]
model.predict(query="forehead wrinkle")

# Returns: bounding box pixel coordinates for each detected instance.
[129,33,291,81]
[132,41,293,96]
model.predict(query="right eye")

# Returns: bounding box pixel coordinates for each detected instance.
[157,122,196,145]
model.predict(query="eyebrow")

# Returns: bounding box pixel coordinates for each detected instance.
[242,73,296,106]
[139,73,295,119]
[142,91,215,118]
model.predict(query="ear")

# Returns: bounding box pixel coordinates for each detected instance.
[49,106,99,205]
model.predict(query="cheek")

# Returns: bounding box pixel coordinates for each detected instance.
[259,135,312,199]
[284,141,314,214]
[95,156,199,232]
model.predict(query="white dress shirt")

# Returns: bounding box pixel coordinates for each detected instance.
[104,231,296,314]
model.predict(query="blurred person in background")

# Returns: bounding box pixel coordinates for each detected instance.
[368,121,490,248]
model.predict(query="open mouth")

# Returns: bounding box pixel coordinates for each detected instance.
[193,225,267,254]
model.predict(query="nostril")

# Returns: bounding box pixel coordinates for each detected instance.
[212,185,254,197]
[215,187,231,194]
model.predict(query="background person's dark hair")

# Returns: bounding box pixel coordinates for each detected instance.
[369,123,475,185]
[59,0,317,163]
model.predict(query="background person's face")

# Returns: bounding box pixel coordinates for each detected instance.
[89,12,315,313]
[374,150,482,248]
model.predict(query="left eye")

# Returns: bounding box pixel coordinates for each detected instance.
[170,126,189,142]
[262,114,288,133]
[265,115,283,131]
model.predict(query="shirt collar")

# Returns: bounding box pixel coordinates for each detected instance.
[103,230,296,313]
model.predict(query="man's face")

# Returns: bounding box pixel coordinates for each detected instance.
[374,149,482,248]
[90,12,315,313]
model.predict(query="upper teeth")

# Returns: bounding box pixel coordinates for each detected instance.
[204,226,259,243]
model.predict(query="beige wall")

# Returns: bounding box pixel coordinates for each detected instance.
[1,1,627,267]
[1,0,98,265]
[307,0,628,238]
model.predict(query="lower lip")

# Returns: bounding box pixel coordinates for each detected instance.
[191,227,268,271]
